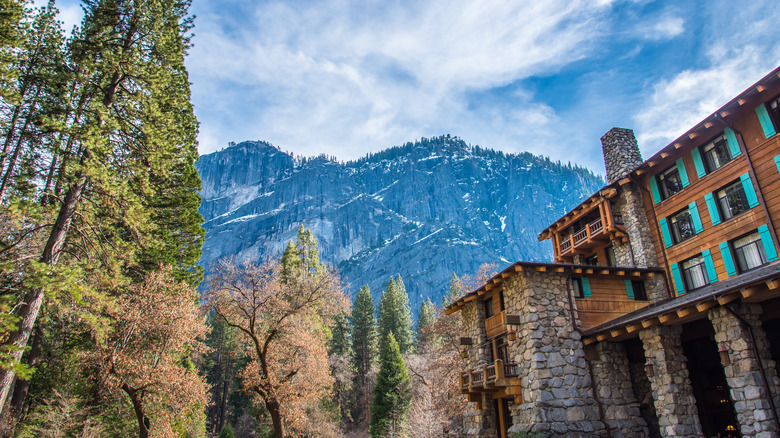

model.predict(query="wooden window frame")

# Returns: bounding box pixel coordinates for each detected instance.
[732,230,769,274]
[657,164,684,200]
[681,254,709,292]
[716,179,750,221]
[699,133,733,174]
[669,208,696,244]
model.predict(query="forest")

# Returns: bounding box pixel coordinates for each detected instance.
[0,1,492,436]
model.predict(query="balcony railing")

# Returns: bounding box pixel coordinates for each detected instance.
[485,311,507,339]
[459,359,521,394]
[560,216,611,255]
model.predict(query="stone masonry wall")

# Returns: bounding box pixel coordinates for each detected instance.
[602,127,643,185]
[708,304,780,437]
[591,341,649,437]
[503,271,606,437]
[460,300,496,437]
[628,362,661,438]
[639,325,703,437]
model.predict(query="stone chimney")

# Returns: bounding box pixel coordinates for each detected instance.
[601,128,643,184]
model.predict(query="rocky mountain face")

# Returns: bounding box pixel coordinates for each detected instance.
[196,135,604,313]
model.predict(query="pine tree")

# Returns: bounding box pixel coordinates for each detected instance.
[442,272,463,308]
[329,310,351,357]
[0,0,205,418]
[350,285,377,422]
[378,276,414,354]
[416,297,435,350]
[370,333,411,438]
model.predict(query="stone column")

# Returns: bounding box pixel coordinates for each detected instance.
[460,301,493,437]
[591,341,649,437]
[708,304,780,437]
[640,325,703,437]
[601,127,643,185]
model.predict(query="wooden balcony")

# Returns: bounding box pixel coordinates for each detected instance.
[485,311,507,339]
[575,298,650,331]
[560,217,611,256]
[459,359,522,400]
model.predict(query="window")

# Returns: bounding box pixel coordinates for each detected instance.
[716,180,749,220]
[572,278,584,298]
[769,95,780,130]
[670,208,696,243]
[484,297,494,318]
[657,165,683,199]
[631,280,647,300]
[681,255,709,291]
[733,231,768,272]
[498,291,505,312]
[585,254,598,265]
[700,133,733,173]
[605,246,616,266]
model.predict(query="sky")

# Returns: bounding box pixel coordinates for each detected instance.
[47,0,780,174]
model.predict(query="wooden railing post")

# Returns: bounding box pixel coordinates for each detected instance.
[495,359,504,380]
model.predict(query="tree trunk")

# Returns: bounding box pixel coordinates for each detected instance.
[266,398,284,438]
[0,171,87,415]
[9,324,43,418]
[122,383,150,438]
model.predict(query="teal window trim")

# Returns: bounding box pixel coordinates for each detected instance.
[758,224,779,262]
[582,277,592,297]
[756,103,777,139]
[676,158,690,188]
[624,280,635,300]
[691,148,706,178]
[775,155,780,174]
[688,201,704,233]
[719,241,737,277]
[649,177,661,204]
[659,218,672,248]
[704,192,721,225]
[724,128,742,158]
[740,173,759,208]
[670,263,685,295]
[702,249,718,284]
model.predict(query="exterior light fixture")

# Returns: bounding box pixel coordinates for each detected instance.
[718,344,730,365]
[644,360,654,377]
[460,349,468,359]
[507,330,517,341]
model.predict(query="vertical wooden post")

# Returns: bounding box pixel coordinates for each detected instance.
[497,399,507,438]
[496,359,505,380]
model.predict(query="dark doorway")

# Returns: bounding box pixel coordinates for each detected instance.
[681,321,741,437]
[492,398,513,438]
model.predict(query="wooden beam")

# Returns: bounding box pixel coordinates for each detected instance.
[635,168,646,175]
[619,177,631,186]
[647,160,657,168]
[514,265,524,272]
[704,122,713,129]
[696,301,717,313]
[720,110,730,118]
[599,269,609,275]
[674,142,682,149]
[626,323,644,333]
[641,318,660,329]
[757,85,766,92]
[738,98,746,106]
[583,337,597,346]
[688,132,698,139]
[741,287,762,300]
[632,271,642,277]
[660,152,670,158]
[659,312,678,324]
[610,329,624,338]
[718,293,740,306]
[616,270,626,276]
[596,333,609,342]
[535,266,546,272]
[585,269,594,275]
[573,268,583,274]
[676,307,696,318]
[501,272,510,278]
[766,279,780,290]
[554,267,565,273]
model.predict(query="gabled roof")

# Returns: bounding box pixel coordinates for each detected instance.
[538,65,780,242]
[445,261,664,314]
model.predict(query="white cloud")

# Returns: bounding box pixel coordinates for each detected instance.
[188,0,616,158]
[633,1,780,155]
[649,16,684,40]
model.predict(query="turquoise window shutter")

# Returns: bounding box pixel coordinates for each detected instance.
[724,128,741,157]
[758,224,779,262]
[649,177,661,204]
[704,192,721,225]
[624,280,635,300]
[775,155,780,174]
[740,173,759,208]
[719,241,737,277]
[582,278,592,297]
[702,250,718,283]
[756,104,777,139]
[670,263,685,295]
[676,158,690,187]
[691,148,706,178]
[688,201,703,233]
[659,218,672,248]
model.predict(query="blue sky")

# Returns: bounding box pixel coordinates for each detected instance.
[48,0,780,173]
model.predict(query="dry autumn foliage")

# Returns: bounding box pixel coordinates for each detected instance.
[89,267,210,438]
[204,258,349,438]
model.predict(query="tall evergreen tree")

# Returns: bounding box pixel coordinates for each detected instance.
[378,276,414,354]
[0,0,204,417]
[370,333,411,438]
[443,272,463,308]
[416,297,435,350]
[350,285,377,422]
[329,310,351,357]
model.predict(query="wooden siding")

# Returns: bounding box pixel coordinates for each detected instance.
[574,277,649,330]
[640,81,780,296]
